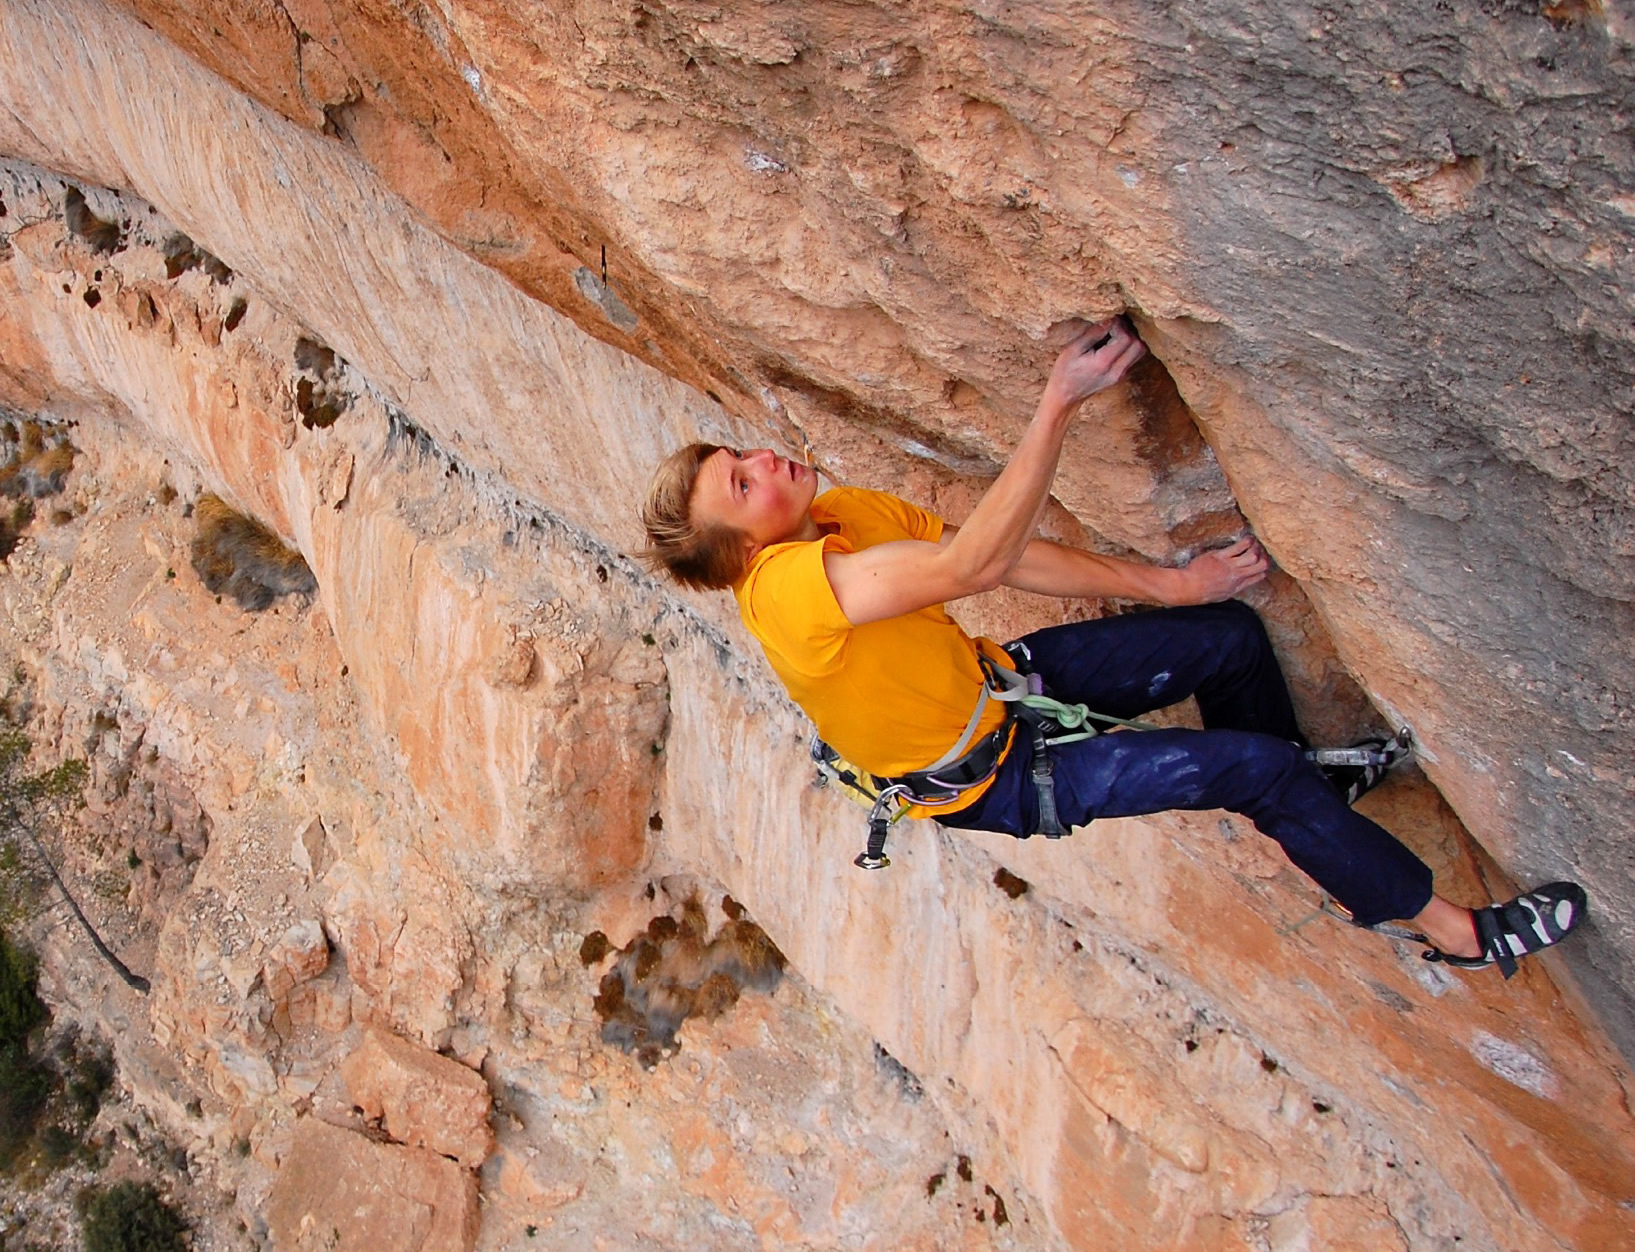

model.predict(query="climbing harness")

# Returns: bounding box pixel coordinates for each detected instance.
[814,640,1160,870]
[810,739,915,871]
[813,645,1417,872]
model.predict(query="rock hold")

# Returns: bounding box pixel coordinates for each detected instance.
[339,1028,495,1168]
[264,1117,479,1252]
[262,920,329,1004]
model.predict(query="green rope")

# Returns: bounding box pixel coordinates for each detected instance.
[1017,693,1162,743]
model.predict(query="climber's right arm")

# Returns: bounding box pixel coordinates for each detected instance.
[824,319,1146,627]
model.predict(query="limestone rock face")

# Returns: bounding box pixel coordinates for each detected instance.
[2,1,1634,1251]
[340,1028,494,1168]
[264,1117,480,1252]
[82,0,1635,1025]
[0,154,1044,1250]
[262,920,330,1004]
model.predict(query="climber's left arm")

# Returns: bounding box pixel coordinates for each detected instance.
[938,528,1269,606]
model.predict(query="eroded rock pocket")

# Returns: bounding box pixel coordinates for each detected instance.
[292,335,353,429]
[0,419,78,560]
[189,494,316,611]
[585,893,786,1068]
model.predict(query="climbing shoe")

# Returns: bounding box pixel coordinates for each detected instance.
[1423,882,1589,980]
[1308,727,1413,806]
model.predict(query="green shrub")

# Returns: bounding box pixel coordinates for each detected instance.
[0,933,51,1173]
[0,842,44,928]
[34,1120,79,1169]
[79,1182,187,1252]
[0,930,45,1050]
[64,1037,115,1122]
[0,1042,53,1170]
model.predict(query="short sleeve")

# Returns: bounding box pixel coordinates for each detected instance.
[736,533,855,678]
[881,494,945,544]
[814,487,945,546]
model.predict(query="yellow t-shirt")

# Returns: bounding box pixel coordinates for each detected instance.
[734,487,1014,813]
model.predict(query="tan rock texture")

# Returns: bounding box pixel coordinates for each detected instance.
[265,1117,480,1252]
[340,1027,495,1168]
[1,1,1634,1250]
[0,158,1047,1251]
[72,0,1635,1018]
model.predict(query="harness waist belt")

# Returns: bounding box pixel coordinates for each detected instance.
[881,721,1015,804]
[877,643,1071,807]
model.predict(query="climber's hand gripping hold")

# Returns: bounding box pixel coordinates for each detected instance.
[824,319,1153,627]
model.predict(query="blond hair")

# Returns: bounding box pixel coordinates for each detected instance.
[640,443,750,591]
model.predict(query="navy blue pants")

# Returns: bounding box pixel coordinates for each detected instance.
[939,602,1434,927]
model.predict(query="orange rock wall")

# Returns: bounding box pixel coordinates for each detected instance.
[2,0,1634,1249]
[91,0,1635,1027]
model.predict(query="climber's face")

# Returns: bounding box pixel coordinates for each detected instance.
[690,446,821,561]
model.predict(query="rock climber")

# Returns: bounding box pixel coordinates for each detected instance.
[640,317,1586,977]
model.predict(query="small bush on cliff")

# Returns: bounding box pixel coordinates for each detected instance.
[0,933,118,1179]
[0,1048,54,1172]
[0,928,45,1049]
[189,494,316,612]
[0,741,132,1180]
[0,930,53,1173]
[60,1028,115,1122]
[79,1182,187,1252]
